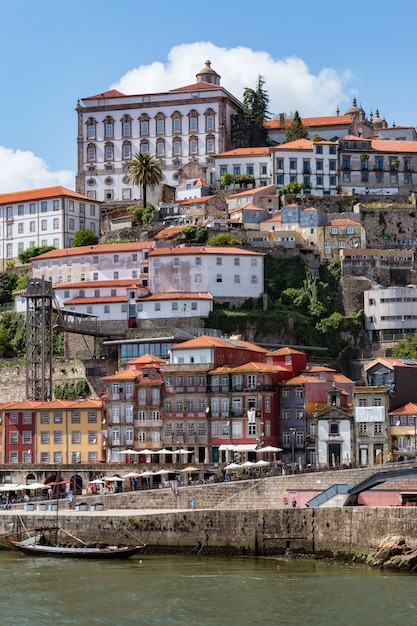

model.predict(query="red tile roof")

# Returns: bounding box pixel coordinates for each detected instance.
[155,226,184,239]
[215,147,272,158]
[83,89,126,100]
[265,115,352,129]
[137,292,212,301]
[226,184,276,198]
[148,246,263,257]
[391,402,417,415]
[65,296,126,305]
[0,186,97,205]
[32,241,153,261]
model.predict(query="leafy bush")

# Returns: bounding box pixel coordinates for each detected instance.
[18,245,56,264]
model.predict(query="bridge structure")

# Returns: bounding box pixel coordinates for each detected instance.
[25,277,122,401]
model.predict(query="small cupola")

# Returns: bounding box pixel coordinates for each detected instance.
[196,60,221,85]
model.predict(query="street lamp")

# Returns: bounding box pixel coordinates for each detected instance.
[177,441,182,486]
[72,451,80,495]
[290,428,296,474]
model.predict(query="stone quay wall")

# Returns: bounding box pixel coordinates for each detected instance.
[4,506,417,558]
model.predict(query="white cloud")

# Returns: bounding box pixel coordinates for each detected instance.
[112,42,352,118]
[0,146,74,194]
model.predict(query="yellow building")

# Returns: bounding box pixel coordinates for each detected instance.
[0,398,104,465]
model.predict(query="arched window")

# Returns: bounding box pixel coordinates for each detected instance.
[104,116,114,138]
[126,427,134,445]
[204,109,216,131]
[189,136,198,155]
[104,142,114,160]
[86,117,96,139]
[171,111,182,134]
[188,110,198,133]
[206,134,215,153]
[172,137,182,156]
[122,141,132,160]
[139,114,150,136]
[140,140,149,154]
[87,144,96,161]
[156,139,165,157]
[155,112,166,135]
[112,427,120,445]
[121,114,132,137]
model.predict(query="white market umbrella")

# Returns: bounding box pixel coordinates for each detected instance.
[154,469,172,475]
[102,476,124,482]
[224,462,240,470]
[118,449,141,455]
[155,448,175,455]
[122,472,140,479]
[0,484,20,492]
[140,470,155,477]
[138,449,155,456]
[254,460,270,467]
[180,466,200,473]
[26,482,49,490]
[257,446,282,453]
[89,479,105,484]
[241,461,256,468]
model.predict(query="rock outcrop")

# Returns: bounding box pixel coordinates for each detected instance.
[365,536,417,572]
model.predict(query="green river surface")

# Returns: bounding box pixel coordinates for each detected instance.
[0,551,415,625]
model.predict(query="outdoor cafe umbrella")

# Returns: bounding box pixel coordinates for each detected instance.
[102,476,124,482]
[224,462,240,471]
[155,448,175,455]
[180,466,200,473]
[122,472,140,479]
[139,470,155,477]
[154,469,171,475]
[256,446,282,453]
[241,461,256,468]
[254,460,270,467]
[88,479,105,484]
[26,482,49,490]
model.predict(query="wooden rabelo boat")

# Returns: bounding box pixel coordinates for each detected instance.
[4,522,145,560]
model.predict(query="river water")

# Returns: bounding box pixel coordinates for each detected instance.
[0,551,415,626]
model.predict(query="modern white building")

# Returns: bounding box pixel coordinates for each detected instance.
[148,245,264,301]
[0,186,101,270]
[364,285,417,341]
[75,60,242,203]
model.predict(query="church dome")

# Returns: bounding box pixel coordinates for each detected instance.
[196,60,221,85]
[345,97,361,115]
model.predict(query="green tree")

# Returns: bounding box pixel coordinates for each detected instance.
[0,311,26,357]
[285,111,309,142]
[235,174,255,188]
[128,202,155,226]
[127,152,163,209]
[181,225,208,244]
[231,76,271,147]
[219,172,235,188]
[72,229,99,247]
[18,245,56,264]
[392,331,417,359]
[207,232,239,246]
[278,182,306,196]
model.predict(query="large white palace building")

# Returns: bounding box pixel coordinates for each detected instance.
[75,61,242,204]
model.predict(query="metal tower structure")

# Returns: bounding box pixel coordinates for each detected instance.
[25,277,54,401]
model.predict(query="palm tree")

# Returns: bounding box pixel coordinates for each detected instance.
[127,152,163,208]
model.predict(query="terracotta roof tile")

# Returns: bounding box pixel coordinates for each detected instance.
[32,241,153,261]
[0,186,97,205]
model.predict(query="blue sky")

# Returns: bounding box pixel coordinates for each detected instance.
[0,0,416,193]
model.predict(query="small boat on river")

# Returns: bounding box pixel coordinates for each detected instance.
[4,522,145,560]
